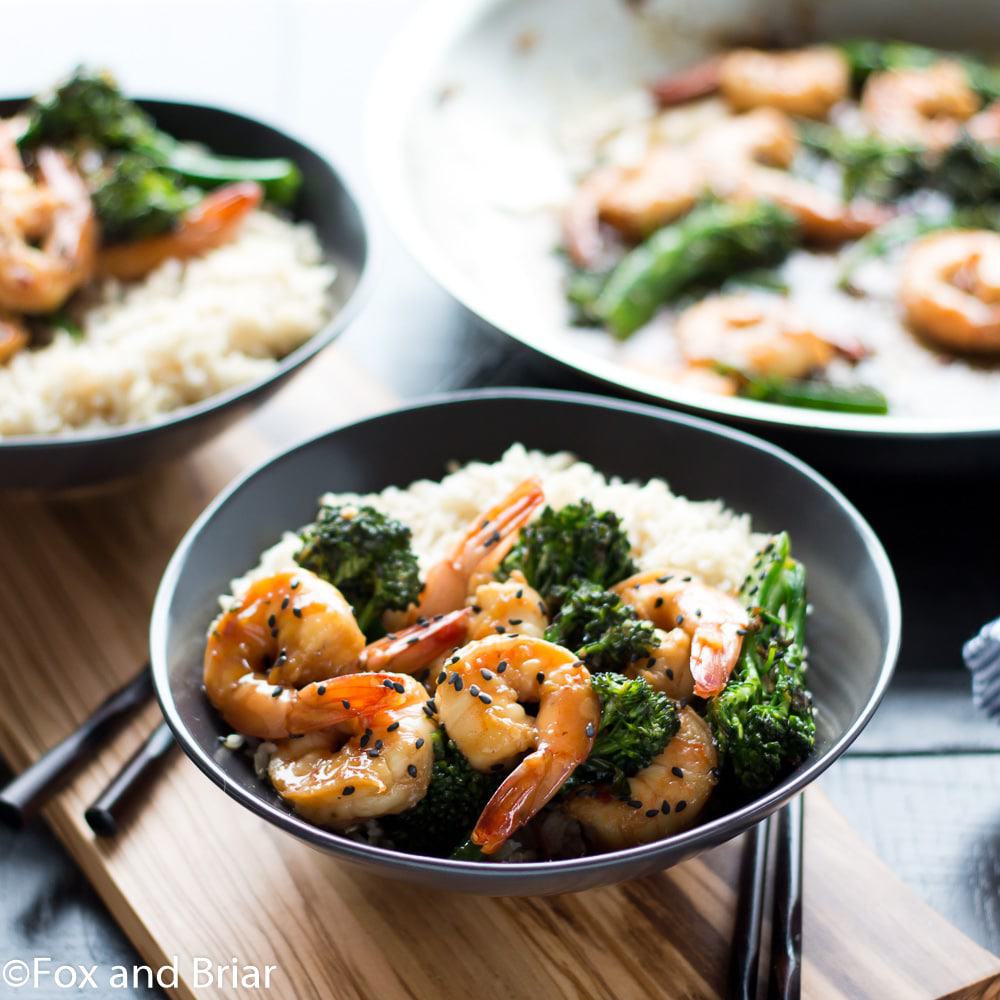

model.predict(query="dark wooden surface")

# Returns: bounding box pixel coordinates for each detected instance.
[1,2,999,996]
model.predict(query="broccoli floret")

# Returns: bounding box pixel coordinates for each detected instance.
[295,504,421,639]
[18,67,156,152]
[499,500,636,608]
[18,67,302,207]
[89,153,199,242]
[571,673,678,797]
[707,532,816,793]
[381,731,499,857]
[544,580,656,672]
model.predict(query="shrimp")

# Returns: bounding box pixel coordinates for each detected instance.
[0,314,28,364]
[614,569,748,698]
[718,47,849,120]
[204,569,467,739]
[434,634,600,853]
[629,627,695,700]
[968,102,1000,144]
[97,181,262,281]
[899,230,1000,353]
[0,147,96,314]
[861,62,979,150]
[402,478,545,622]
[561,707,718,849]
[267,673,438,828]
[674,293,865,380]
[466,570,548,641]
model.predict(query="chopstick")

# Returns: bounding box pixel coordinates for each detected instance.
[768,797,804,1000]
[85,720,176,837]
[0,663,153,828]
[731,815,771,1000]
[731,798,805,1000]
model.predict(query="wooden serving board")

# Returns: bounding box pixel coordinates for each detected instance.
[1,346,998,1000]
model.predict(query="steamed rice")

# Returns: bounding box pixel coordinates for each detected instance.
[0,211,334,437]
[227,444,765,604]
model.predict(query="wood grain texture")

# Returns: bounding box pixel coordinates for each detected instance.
[0,349,998,999]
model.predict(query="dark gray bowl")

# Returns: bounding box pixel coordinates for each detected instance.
[151,390,900,895]
[0,98,370,491]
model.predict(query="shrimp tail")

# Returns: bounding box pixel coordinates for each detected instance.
[472,747,577,854]
[287,672,406,732]
[359,607,471,673]
[649,55,723,107]
[690,622,744,698]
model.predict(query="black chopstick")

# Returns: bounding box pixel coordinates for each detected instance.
[768,797,803,1000]
[731,815,771,1000]
[85,720,175,837]
[0,663,153,828]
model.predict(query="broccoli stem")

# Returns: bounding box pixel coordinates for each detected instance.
[591,199,798,339]
[741,376,888,415]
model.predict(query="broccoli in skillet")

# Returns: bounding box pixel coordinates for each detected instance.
[295,504,421,639]
[382,730,499,858]
[499,500,636,610]
[18,66,302,207]
[544,580,656,673]
[707,532,815,793]
[569,673,678,797]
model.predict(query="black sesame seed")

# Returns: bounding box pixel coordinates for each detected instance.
[671,766,684,778]
[383,679,395,688]
[509,618,522,626]
[343,786,355,796]
[426,699,436,711]
[271,686,282,698]
[268,614,276,628]
[374,739,384,752]
[270,628,279,638]
[676,799,687,812]
[293,608,303,618]
[661,800,671,815]
[281,597,289,610]
[449,655,460,665]
[317,684,327,696]
[393,682,405,694]
[437,670,447,684]
[471,605,482,614]
[585,722,595,738]
[682,576,692,582]
[290,579,300,589]
[387,721,400,732]
[481,668,493,681]
[479,693,492,704]
[676,614,684,625]
[360,733,370,748]
[695,608,702,617]
[536,672,544,684]
[454,675,464,692]
[736,627,748,636]
[342,699,351,710]
[654,597,664,608]
[657,575,673,584]
[646,809,659,818]
[406,637,419,646]
[483,530,501,548]
[417,616,428,626]
[423,704,435,717]
[495,625,506,634]
[470,684,480,697]
[415,737,425,749]
[367,749,380,759]
[627,799,643,809]
[407,764,418,778]
[497,661,508,673]
[515,589,524,599]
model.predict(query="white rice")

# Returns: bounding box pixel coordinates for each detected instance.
[226,443,765,604]
[0,211,334,437]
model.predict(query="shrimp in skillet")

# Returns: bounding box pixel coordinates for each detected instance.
[614,569,748,698]
[393,478,545,624]
[268,673,438,828]
[434,634,599,854]
[561,707,718,849]
[204,568,468,739]
[899,230,1000,353]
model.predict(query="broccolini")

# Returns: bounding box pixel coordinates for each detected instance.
[296,504,422,639]
[707,532,816,793]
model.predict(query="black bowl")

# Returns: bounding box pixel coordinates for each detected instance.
[151,390,900,895]
[0,98,370,490]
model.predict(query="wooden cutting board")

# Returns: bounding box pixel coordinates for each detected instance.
[0,346,998,1000]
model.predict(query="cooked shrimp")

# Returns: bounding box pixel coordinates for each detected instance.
[434,634,599,853]
[649,55,725,108]
[402,478,545,622]
[899,230,1000,353]
[615,569,748,698]
[861,62,979,149]
[466,570,548,641]
[674,293,864,380]
[267,673,437,828]
[0,148,96,313]
[204,569,466,739]
[718,47,849,120]
[97,181,262,281]
[694,107,799,171]
[968,102,1000,144]
[561,707,718,849]
[629,627,694,700]
[0,313,28,364]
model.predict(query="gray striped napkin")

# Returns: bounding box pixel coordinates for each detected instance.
[964,618,1000,721]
